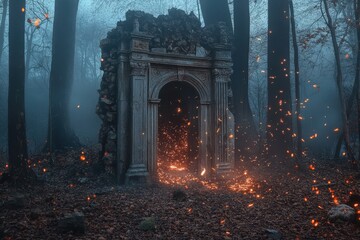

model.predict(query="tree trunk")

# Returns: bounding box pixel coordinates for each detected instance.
[334,0,360,165]
[355,0,360,167]
[47,0,80,151]
[0,0,8,64]
[357,88,360,161]
[322,0,355,161]
[232,0,256,164]
[8,0,32,181]
[199,0,232,31]
[25,27,35,81]
[267,0,293,159]
[289,0,302,161]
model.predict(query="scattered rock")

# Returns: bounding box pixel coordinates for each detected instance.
[30,208,43,220]
[57,211,85,235]
[172,189,187,202]
[265,229,283,240]
[328,204,356,222]
[138,217,155,231]
[78,177,88,184]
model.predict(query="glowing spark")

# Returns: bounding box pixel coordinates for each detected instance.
[34,18,41,28]
[201,168,206,176]
[21,8,25,13]
[309,134,318,139]
[311,219,319,227]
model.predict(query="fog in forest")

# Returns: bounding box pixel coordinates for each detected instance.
[2,1,360,239]
[0,0,356,156]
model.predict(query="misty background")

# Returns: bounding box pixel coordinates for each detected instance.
[0,0,354,156]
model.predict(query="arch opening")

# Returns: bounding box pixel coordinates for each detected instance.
[157,81,200,179]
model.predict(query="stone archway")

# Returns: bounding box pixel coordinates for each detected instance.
[96,9,235,184]
[147,73,211,178]
[157,81,200,175]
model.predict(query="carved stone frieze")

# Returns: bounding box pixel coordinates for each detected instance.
[132,39,149,51]
[130,62,148,76]
[212,68,233,82]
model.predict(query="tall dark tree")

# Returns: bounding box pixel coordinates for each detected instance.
[47,0,80,151]
[333,0,360,165]
[267,0,293,158]
[289,0,302,161]
[8,0,31,180]
[0,0,8,63]
[199,0,232,30]
[357,0,360,162]
[322,0,355,161]
[232,0,256,163]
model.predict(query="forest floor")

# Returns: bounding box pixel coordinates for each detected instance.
[1,148,360,240]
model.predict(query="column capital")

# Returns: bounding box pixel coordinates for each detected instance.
[212,68,233,82]
[130,61,148,76]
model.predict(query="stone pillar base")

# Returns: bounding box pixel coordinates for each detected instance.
[125,164,150,184]
[217,163,232,174]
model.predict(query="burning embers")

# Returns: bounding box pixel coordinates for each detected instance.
[156,82,254,192]
[157,81,200,177]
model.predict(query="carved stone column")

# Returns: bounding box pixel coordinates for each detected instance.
[212,45,234,174]
[147,99,160,176]
[116,44,130,184]
[126,61,149,183]
[199,100,211,176]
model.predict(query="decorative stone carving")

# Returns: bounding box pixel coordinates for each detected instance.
[132,39,149,51]
[212,68,233,82]
[130,62,147,76]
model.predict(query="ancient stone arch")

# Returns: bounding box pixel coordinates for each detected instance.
[97,9,235,184]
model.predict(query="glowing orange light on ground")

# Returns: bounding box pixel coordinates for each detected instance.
[311,219,319,227]
[80,155,86,161]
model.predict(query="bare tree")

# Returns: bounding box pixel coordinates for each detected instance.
[199,0,232,30]
[232,0,257,163]
[0,0,8,64]
[289,0,303,161]
[322,0,356,161]
[267,0,293,159]
[8,0,34,181]
[47,0,80,151]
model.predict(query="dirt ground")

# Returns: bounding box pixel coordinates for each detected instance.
[1,149,360,239]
